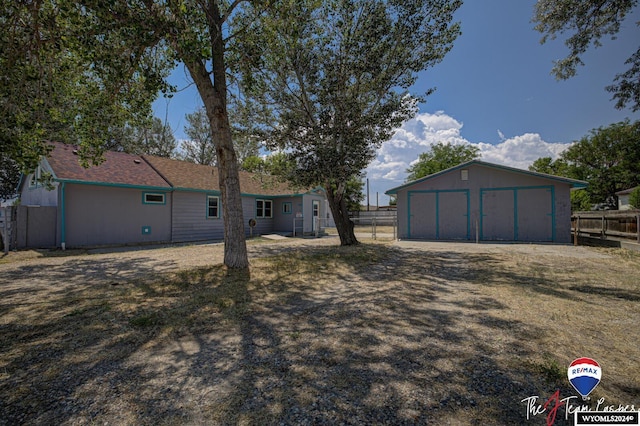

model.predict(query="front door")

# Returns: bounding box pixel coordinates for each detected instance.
[312,200,320,231]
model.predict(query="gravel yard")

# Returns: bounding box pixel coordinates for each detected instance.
[0,237,638,425]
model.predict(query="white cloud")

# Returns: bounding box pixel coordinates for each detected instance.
[363,111,573,206]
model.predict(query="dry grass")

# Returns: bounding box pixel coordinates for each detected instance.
[0,241,639,425]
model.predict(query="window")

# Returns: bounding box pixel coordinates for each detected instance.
[256,199,273,218]
[143,192,166,204]
[282,202,292,214]
[207,195,219,218]
[29,166,42,188]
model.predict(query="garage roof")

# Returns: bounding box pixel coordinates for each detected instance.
[385,160,588,195]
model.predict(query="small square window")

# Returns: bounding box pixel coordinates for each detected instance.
[207,195,219,218]
[143,192,165,204]
[282,202,292,214]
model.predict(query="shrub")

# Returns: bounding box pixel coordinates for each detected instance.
[629,187,640,209]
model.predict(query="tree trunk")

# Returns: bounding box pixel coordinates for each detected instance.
[326,185,359,246]
[179,2,249,270]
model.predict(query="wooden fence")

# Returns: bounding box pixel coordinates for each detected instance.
[571,210,640,244]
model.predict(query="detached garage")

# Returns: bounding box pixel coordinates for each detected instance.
[386,160,587,243]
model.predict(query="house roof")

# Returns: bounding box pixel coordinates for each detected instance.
[385,160,588,195]
[46,142,171,189]
[43,142,310,196]
[142,155,304,196]
[616,186,639,196]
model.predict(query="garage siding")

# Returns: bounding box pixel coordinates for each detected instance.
[481,186,554,242]
[408,190,469,240]
[391,162,579,243]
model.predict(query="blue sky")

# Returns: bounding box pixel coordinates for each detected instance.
[153,0,640,205]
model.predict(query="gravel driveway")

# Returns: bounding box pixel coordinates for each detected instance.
[1,237,637,426]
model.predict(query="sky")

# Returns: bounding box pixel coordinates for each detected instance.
[152,0,640,206]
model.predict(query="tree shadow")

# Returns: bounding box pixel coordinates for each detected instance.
[1,242,631,425]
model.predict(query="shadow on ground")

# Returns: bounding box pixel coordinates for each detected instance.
[1,243,635,425]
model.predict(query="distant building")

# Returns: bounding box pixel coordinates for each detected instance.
[616,187,639,211]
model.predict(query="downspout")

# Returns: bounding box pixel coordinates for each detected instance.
[60,182,66,250]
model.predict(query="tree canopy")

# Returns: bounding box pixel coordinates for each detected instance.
[1,0,279,268]
[529,119,640,209]
[406,142,480,182]
[182,104,261,167]
[182,108,217,166]
[533,0,640,111]
[236,0,462,245]
[1,1,172,170]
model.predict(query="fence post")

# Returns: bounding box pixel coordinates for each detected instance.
[2,207,8,255]
[372,216,376,240]
[394,217,397,240]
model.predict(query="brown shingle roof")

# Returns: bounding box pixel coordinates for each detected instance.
[46,142,171,188]
[143,155,303,196]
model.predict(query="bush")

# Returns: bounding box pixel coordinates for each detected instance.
[629,187,640,209]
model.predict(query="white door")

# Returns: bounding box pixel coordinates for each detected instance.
[312,200,320,231]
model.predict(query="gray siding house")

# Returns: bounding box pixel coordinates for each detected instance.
[18,142,327,248]
[386,160,587,243]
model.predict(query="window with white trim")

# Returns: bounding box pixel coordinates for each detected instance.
[207,195,220,218]
[256,199,273,218]
[143,192,166,204]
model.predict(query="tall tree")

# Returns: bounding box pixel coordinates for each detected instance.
[0,153,21,202]
[406,142,480,182]
[122,117,177,157]
[182,107,217,165]
[562,119,640,208]
[183,104,260,166]
[70,1,281,269]
[237,0,462,245]
[533,0,640,111]
[1,1,168,170]
[530,120,640,209]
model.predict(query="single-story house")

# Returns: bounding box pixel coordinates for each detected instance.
[385,160,587,243]
[615,186,639,211]
[17,142,327,248]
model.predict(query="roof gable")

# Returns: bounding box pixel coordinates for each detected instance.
[385,160,588,195]
[46,142,171,189]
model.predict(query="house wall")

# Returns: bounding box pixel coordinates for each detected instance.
[171,192,282,241]
[619,194,632,210]
[396,164,573,243]
[272,196,303,233]
[15,205,57,248]
[302,194,326,234]
[248,196,274,236]
[172,191,224,242]
[63,184,172,247]
[20,177,59,206]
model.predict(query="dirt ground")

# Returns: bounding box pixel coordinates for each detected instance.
[0,237,638,425]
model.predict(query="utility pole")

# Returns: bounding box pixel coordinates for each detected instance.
[366,178,370,211]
